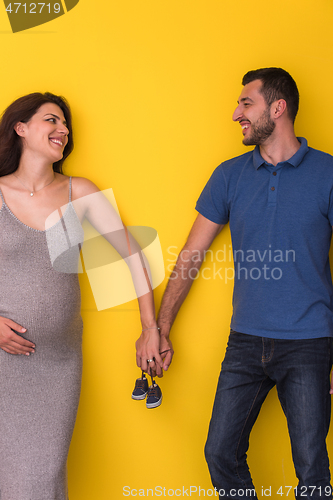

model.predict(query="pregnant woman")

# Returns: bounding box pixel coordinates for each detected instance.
[0,92,165,500]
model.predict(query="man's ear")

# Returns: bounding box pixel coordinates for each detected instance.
[14,122,26,137]
[271,99,287,119]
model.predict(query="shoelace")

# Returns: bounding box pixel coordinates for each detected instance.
[135,379,147,389]
[147,384,159,397]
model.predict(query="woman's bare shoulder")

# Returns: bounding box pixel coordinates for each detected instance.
[70,176,100,200]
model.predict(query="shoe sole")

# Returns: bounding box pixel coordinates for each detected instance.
[132,393,148,400]
[146,395,162,409]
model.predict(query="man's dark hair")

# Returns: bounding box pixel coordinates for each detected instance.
[242,68,299,123]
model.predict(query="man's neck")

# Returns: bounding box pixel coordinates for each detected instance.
[259,132,301,166]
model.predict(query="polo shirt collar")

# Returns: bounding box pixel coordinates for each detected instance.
[253,137,309,170]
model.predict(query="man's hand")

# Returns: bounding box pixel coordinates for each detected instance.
[159,334,174,372]
[143,333,174,378]
[135,327,163,377]
[0,317,35,355]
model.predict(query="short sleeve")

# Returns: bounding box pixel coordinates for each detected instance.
[195,165,229,224]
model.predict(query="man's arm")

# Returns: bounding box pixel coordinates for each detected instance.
[157,213,224,371]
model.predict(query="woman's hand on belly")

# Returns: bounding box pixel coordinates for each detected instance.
[0,317,35,355]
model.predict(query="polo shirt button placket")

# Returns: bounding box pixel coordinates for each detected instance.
[267,166,279,205]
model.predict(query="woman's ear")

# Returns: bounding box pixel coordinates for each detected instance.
[14,122,25,137]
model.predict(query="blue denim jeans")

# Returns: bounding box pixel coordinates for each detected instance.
[205,331,333,500]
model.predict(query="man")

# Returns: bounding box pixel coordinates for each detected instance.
[156,68,333,499]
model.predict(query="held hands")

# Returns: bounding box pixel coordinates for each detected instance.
[135,326,174,378]
[0,316,35,355]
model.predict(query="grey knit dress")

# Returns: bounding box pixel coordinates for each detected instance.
[0,177,84,500]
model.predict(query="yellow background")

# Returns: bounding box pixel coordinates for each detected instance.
[0,0,333,498]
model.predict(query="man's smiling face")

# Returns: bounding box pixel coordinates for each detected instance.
[232,79,275,146]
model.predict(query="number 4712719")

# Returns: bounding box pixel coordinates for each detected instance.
[5,3,61,14]
[277,486,332,496]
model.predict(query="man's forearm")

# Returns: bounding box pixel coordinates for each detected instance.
[156,214,223,372]
[157,246,204,334]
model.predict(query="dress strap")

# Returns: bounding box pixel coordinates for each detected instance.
[0,187,4,204]
[69,176,72,203]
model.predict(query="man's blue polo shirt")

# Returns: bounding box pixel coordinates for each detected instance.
[196,138,333,339]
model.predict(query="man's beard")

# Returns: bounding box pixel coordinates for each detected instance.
[242,108,275,146]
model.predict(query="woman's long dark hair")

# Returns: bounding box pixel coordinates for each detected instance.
[0,92,74,177]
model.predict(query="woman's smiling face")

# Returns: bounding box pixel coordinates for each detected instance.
[16,102,69,164]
